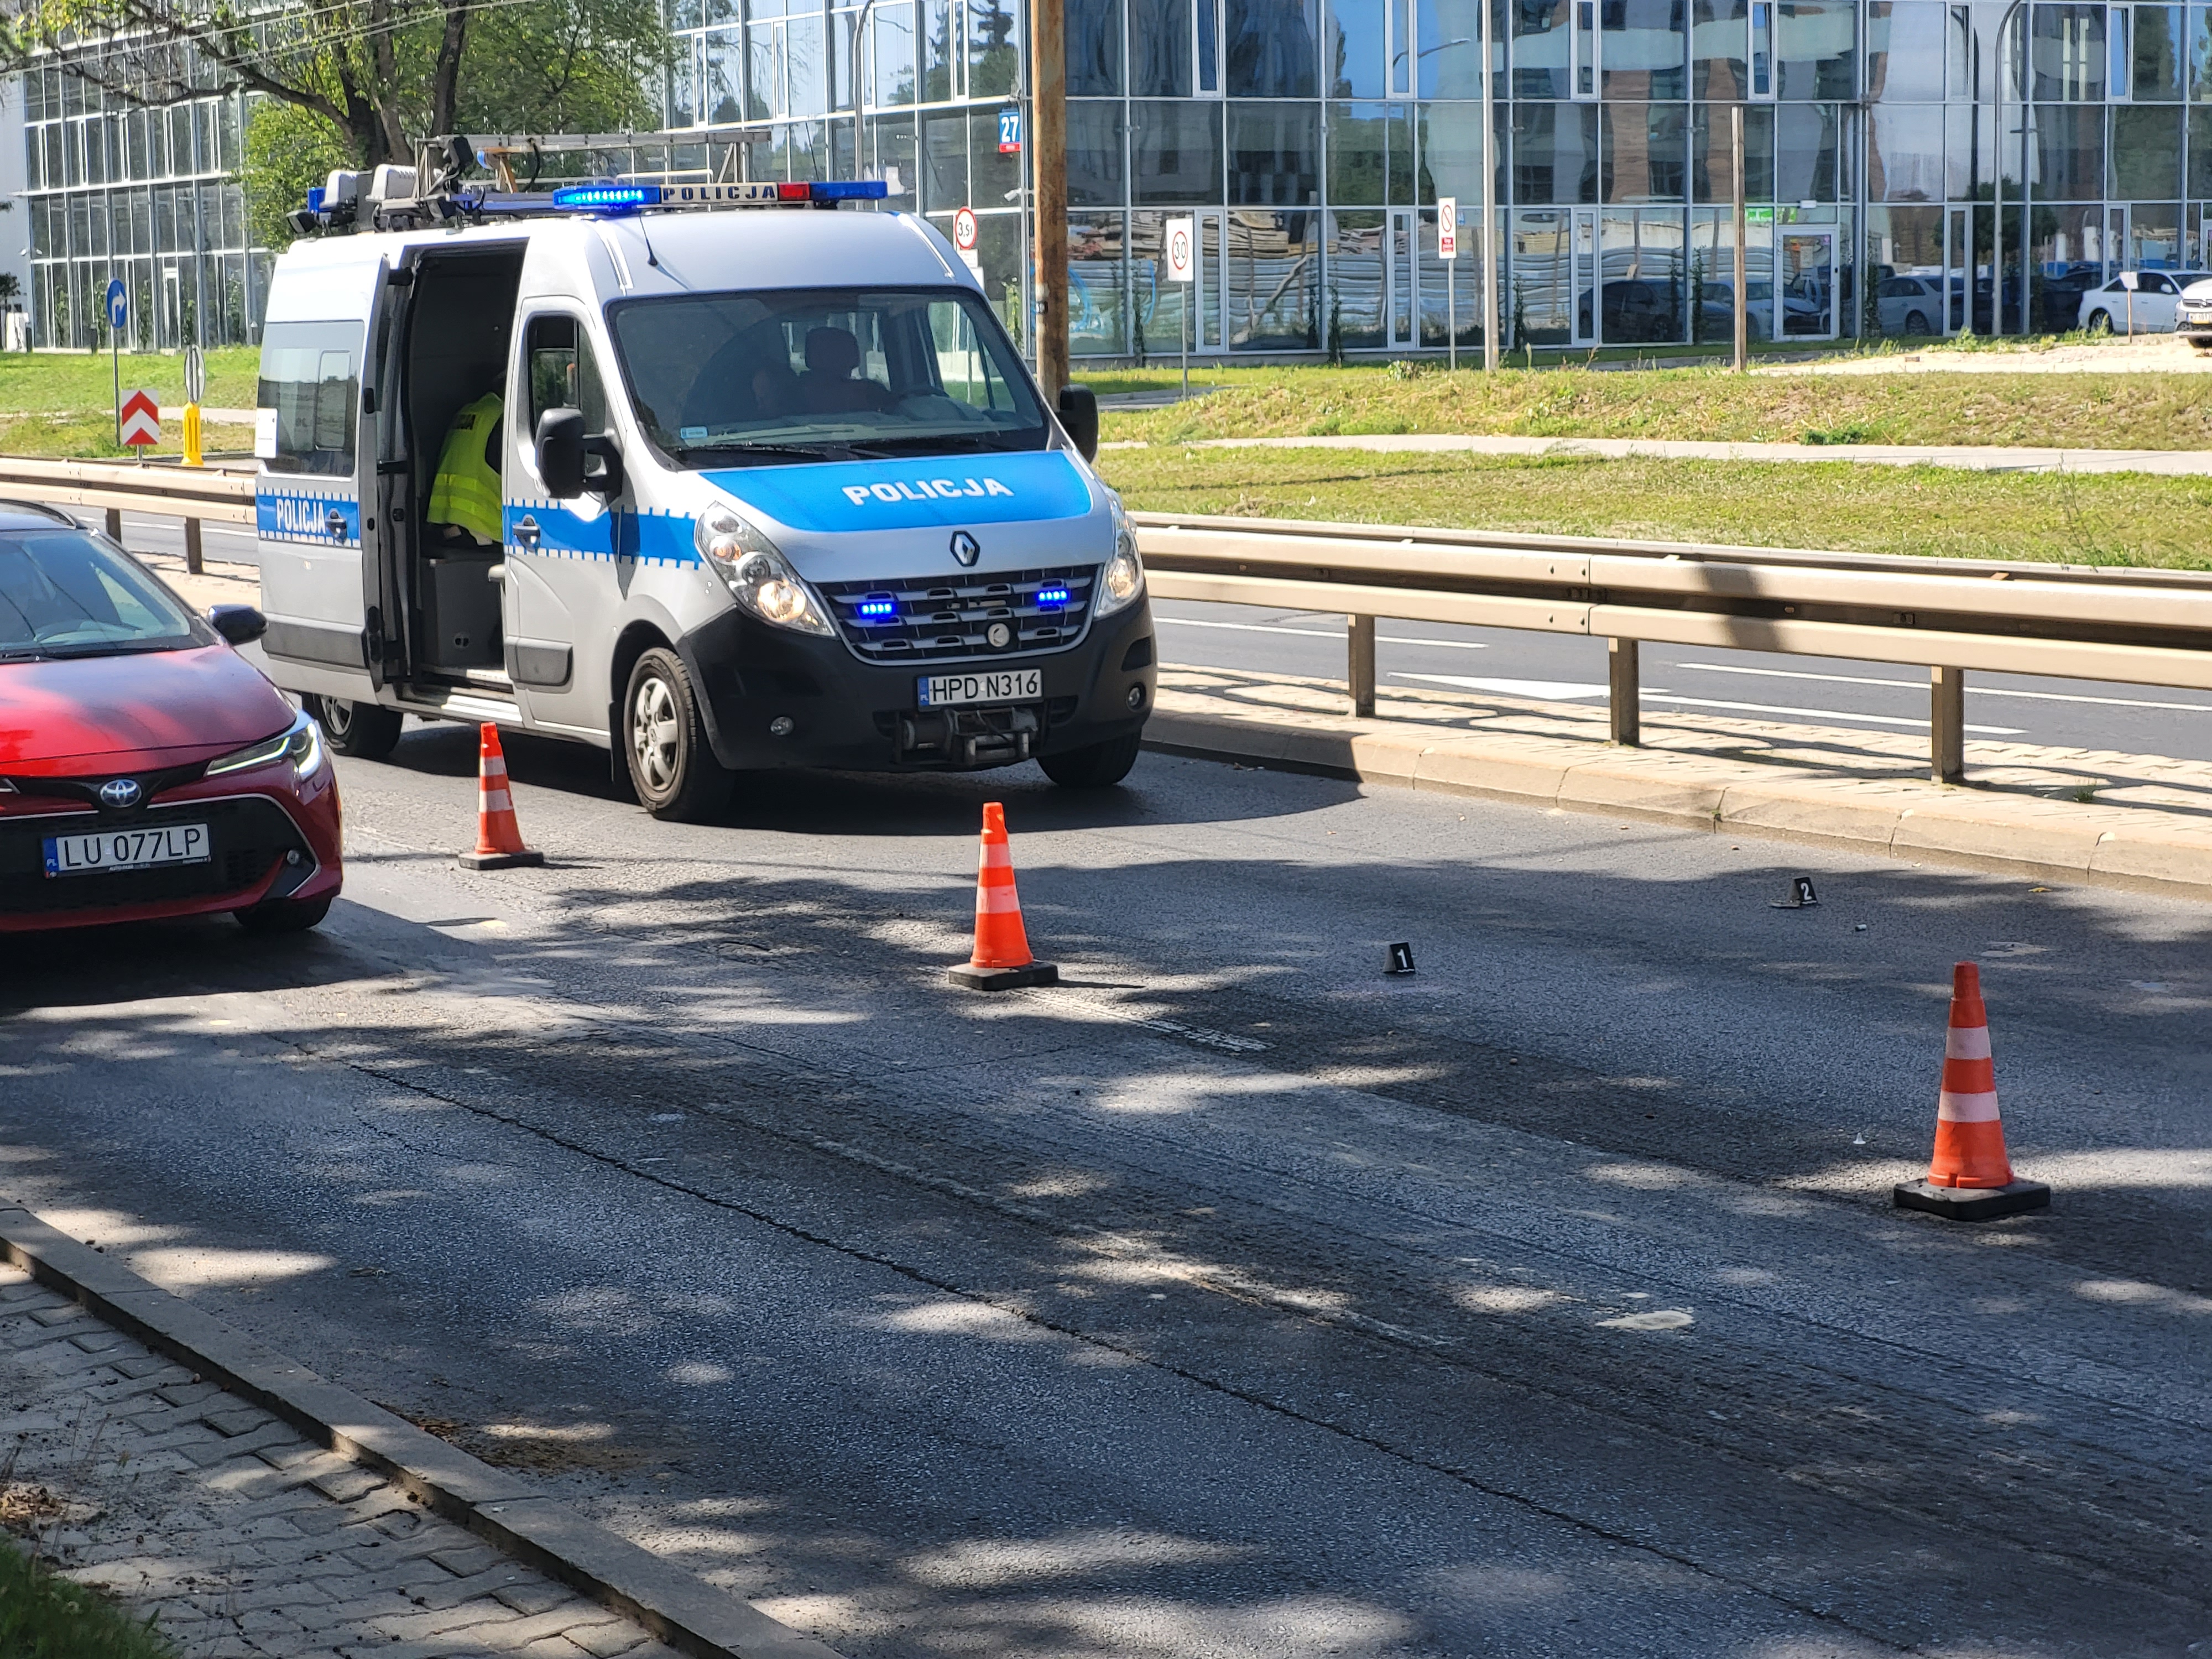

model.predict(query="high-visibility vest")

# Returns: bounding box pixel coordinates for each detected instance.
[427,393,504,544]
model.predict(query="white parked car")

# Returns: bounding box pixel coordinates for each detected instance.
[1876,273,1947,336]
[2077,270,2185,334]
[2176,276,2212,348]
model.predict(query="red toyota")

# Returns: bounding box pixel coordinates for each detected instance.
[0,504,342,933]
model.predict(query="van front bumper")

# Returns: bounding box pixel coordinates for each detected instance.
[677,601,1157,773]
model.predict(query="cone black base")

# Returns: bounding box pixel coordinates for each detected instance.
[1893,1178,2051,1222]
[458,849,545,870]
[946,961,1058,992]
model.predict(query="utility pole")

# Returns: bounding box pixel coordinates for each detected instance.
[1731,105,1749,373]
[1480,0,1499,371]
[1030,0,1068,401]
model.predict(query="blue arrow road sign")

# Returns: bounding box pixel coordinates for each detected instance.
[106,278,126,330]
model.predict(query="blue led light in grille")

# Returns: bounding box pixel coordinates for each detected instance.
[855,596,899,619]
[1035,585,1071,609]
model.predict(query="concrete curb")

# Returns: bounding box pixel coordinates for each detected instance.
[1141,705,2212,900]
[0,1202,844,1659]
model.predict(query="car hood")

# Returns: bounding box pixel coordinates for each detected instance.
[0,643,294,775]
[2182,279,2212,301]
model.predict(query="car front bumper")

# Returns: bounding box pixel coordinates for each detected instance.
[0,764,343,932]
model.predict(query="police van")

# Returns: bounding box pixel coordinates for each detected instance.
[251,156,1153,820]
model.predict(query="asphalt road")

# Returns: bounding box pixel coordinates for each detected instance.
[97,508,2212,761]
[4,731,2209,1658]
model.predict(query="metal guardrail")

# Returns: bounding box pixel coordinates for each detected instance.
[0,454,255,577]
[1135,512,2212,782]
[17,464,2205,784]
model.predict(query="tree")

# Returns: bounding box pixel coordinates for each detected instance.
[0,0,669,176]
[240,98,351,251]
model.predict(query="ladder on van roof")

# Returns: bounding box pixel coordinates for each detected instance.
[295,131,884,237]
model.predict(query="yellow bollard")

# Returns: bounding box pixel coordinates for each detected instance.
[183,402,202,467]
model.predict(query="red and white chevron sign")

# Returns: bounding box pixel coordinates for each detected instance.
[119,389,160,447]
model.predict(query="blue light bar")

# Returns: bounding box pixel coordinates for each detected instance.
[811,180,890,201]
[306,186,326,213]
[1035,585,1071,609]
[552,183,664,213]
[855,595,899,619]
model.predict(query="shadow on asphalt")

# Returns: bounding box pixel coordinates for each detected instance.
[377,718,1350,836]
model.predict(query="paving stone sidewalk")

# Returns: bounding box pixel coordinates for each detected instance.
[0,1264,678,1659]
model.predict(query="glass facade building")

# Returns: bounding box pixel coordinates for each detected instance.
[675,0,2212,352]
[20,1,2212,352]
[19,61,259,350]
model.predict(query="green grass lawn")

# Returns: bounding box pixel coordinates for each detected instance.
[0,1545,174,1659]
[1099,445,2212,569]
[1094,358,2212,451]
[0,348,260,416]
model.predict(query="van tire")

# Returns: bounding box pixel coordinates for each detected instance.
[1039,732,1143,789]
[306,695,403,760]
[624,648,734,822]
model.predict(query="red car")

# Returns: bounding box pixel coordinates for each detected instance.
[0,503,341,933]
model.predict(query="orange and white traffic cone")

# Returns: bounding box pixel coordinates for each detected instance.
[945,801,1057,990]
[457,723,545,870]
[1894,962,2049,1221]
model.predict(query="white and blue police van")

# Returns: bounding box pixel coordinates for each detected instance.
[251,159,1152,819]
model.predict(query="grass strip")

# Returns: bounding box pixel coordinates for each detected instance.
[0,349,260,420]
[0,1544,174,1659]
[1095,361,2212,453]
[1098,446,2212,569]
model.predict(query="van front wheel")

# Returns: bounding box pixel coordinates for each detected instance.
[624,648,734,822]
[305,695,403,760]
[1039,732,1143,789]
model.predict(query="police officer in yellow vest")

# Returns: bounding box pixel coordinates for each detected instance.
[426,392,504,545]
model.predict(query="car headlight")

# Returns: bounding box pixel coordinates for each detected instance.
[206,708,324,779]
[694,503,834,636]
[1094,497,1146,619]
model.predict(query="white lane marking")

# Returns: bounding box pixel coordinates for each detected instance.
[1391,674,1612,701]
[1673,660,2212,714]
[1156,617,1489,649]
[1390,673,2024,734]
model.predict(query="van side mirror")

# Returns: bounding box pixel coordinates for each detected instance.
[207,603,267,646]
[536,407,587,498]
[1057,384,1099,462]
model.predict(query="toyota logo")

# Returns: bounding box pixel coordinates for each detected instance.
[950,530,980,567]
[98,778,142,809]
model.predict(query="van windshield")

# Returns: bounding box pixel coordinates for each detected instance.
[606,287,1049,467]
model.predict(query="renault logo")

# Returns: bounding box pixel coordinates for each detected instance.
[950,530,980,567]
[98,778,142,809]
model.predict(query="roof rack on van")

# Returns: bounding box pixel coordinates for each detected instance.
[289,131,885,238]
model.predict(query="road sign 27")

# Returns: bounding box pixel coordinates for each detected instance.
[998,108,1021,154]
[119,389,160,447]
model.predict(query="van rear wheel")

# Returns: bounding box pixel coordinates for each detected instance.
[305,695,403,760]
[624,648,734,822]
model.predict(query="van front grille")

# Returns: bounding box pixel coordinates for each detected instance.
[817,565,1097,665]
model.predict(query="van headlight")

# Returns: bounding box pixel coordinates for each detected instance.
[206,708,325,779]
[695,503,833,636]
[1094,498,1145,619]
